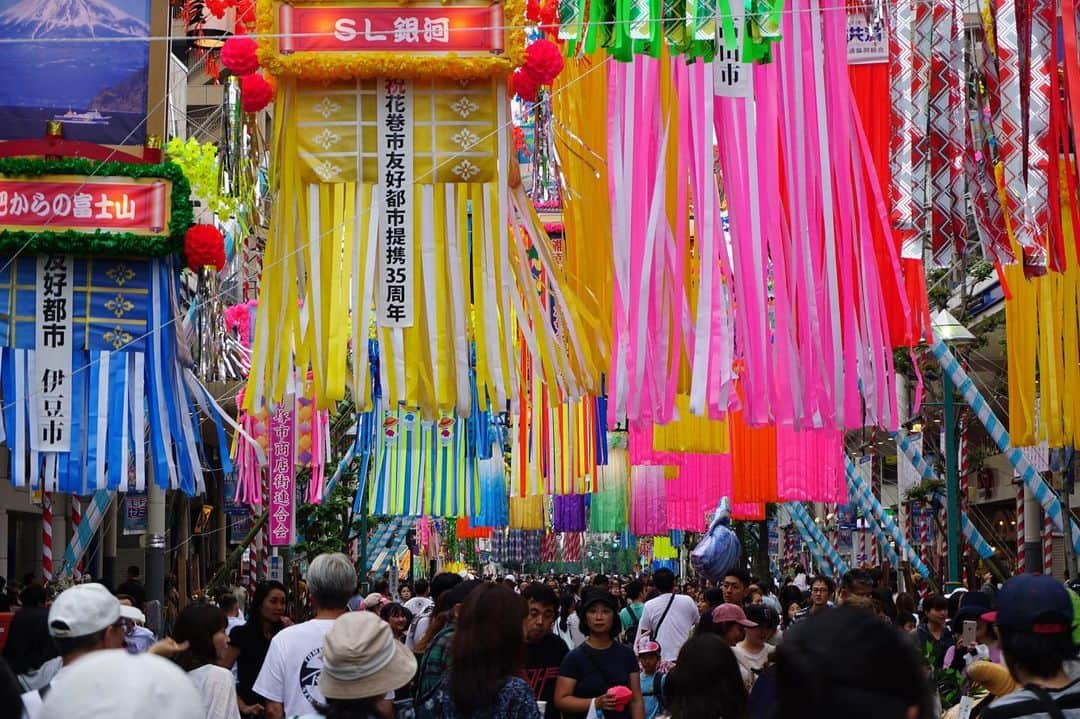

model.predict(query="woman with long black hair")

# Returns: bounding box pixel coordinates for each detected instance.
[222,580,288,717]
[422,584,541,718]
[663,634,747,719]
[171,604,240,719]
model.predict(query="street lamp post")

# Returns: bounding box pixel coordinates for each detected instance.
[932,310,975,593]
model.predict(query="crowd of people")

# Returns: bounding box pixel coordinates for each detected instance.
[2,558,1080,719]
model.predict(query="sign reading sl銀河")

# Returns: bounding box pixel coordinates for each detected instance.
[33,254,73,451]
[257,0,526,80]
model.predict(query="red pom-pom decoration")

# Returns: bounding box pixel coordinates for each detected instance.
[512,70,540,102]
[526,0,542,22]
[221,36,260,76]
[241,72,274,112]
[523,39,564,84]
[538,1,559,31]
[184,224,226,272]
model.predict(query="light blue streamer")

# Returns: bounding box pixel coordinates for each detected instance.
[845,458,931,578]
[931,338,1080,553]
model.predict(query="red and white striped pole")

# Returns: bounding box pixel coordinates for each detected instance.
[1043,513,1054,576]
[1016,483,1025,575]
[42,493,53,582]
[70,498,83,579]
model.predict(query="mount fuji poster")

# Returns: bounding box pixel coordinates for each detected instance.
[0,0,167,147]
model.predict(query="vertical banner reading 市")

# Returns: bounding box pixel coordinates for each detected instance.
[268,401,296,546]
[33,254,73,452]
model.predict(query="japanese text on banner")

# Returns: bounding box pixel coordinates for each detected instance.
[268,402,296,546]
[713,4,753,98]
[377,77,415,328]
[33,254,73,452]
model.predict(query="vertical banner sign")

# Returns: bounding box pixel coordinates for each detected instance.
[713,4,752,98]
[33,254,73,452]
[268,402,296,546]
[377,78,415,328]
[123,492,149,535]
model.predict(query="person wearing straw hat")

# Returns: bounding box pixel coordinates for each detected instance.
[295,612,417,719]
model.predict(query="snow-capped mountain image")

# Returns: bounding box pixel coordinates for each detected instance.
[0,0,153,144]
[0,0,148,39]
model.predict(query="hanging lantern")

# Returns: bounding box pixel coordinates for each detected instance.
[187,0,235,48]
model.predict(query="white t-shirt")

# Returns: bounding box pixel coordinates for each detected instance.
[733,642,774,690]
[20,663,70,719]
[252,618,335,716]
[636,593,699,663]
[189,664,241,719]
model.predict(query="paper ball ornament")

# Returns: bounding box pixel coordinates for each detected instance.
[241,73,274,113]
[512,70,540,102]
[183,224,226,272]
[205,0,231,19]
[524,39,564,84]
[221,36,260,76]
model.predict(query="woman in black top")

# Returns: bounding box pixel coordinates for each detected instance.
[222,580,287,717]
[555,589,644,719]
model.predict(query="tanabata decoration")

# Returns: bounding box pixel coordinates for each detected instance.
[247,0,600,418]
[556,0,913,432]
[0,155,228,496]
[690,498,741,581]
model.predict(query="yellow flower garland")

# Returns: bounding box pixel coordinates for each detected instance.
[256,0,526,80]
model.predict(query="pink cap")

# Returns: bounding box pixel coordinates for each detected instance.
[635,638,661,655]
[711,603,758,627]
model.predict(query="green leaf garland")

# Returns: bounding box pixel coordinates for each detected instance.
[0,157,194,258]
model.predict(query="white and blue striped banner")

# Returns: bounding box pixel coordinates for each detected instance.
[893,430,996,559]
[844,478,901,565]
[930,338,1080,553]
[845,458,931,578]
[59,490,112,578]
[784,505,832,577]
[788,502,850,577]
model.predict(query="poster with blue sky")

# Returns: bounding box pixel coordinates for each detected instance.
[0,0,152,145]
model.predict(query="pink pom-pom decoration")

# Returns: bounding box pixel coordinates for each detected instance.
[523,39,564,84]
[221,36,260,76]
[241,73,274,113]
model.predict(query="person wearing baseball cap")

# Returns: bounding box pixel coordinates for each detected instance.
[19,583,127,719]
[980,575,1079,719]
[708,603,758,648]
[634,638,665,719]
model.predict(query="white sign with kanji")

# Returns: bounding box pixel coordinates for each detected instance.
[713,5,753,98]
[33,254,74,452]
[377,77,415,328]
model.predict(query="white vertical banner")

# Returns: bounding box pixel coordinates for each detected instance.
[33,254,73,452]
[377,77,415,328]
[713,3,753,98]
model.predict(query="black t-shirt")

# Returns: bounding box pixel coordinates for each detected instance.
[916,623,955,670]
[229,621,276,705]
[523,633,569,719]
[558,642,639,719]
[115,579,146,609]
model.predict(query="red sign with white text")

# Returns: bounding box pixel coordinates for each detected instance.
[0,176,170,235]
[278,4,502,54]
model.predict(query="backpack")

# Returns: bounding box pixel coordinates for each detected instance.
[621,604,643,645]
[642,672,666,713]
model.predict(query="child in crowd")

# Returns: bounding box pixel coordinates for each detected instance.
[636,638,666,719]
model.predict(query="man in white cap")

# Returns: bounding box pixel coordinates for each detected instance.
[39,649,203,719]
[19,583,127,719]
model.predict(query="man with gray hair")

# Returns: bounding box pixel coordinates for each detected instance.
[254,552,354,719]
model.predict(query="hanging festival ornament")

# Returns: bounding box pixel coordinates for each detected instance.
[184,224,228,383]
[221,35,261,76]
[240,72,273,112]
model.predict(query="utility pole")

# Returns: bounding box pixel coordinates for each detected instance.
[944,370,962,592]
